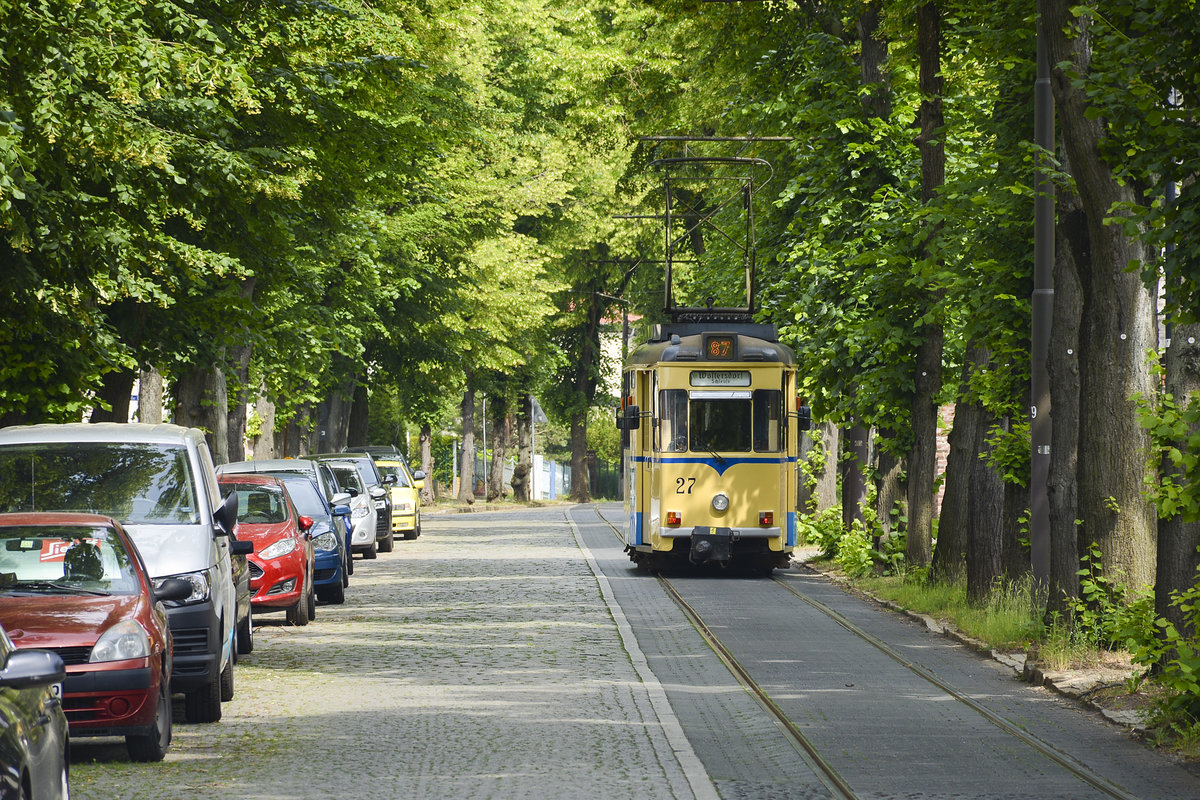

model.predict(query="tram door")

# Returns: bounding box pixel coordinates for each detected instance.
[622,369,652,547]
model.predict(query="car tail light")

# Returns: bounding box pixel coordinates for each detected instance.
[759,511,774,526]
[666,511,681,526]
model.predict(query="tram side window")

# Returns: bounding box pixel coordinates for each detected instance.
[753,389,782,452]
[691,397,752,452]
[657,390,689,452]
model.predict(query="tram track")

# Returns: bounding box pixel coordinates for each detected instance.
[586,504,1148,800]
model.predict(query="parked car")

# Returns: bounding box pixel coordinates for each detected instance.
[319,462,379,560]
[0,513,192,762]
[305,453,393,553]
[0,423,253,724]
[0,621,68,800]
[217,459,353,578]
[375,458,426,541]
[270,475,350,604]
[217,475,316,626]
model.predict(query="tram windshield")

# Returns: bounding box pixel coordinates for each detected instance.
[656,389,782,453]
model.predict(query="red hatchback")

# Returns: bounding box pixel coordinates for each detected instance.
[0,512,191,762]
[217,475,316,626]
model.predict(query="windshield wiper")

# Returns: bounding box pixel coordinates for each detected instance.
[3,581,111,596]
[691,434,726,464]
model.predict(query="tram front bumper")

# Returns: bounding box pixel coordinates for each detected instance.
[679,526,785,564]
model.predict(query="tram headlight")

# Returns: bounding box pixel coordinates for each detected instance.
[712,493,730,512]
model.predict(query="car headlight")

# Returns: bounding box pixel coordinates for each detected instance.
[311,531,339,552]
[156,570,211,605]
[91,619,151,662]
[352,505,369,519]
[260,538,297,560]
[394,501,413,513]
[712,493,730,512]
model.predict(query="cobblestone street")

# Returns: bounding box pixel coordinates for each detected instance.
[69,505,708,800]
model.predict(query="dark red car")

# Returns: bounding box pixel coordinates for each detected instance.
[217,475,316,626]
[0,512,191,762]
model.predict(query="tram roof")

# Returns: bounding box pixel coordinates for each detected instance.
[627,323,796,367]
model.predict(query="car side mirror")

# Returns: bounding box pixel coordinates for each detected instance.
[382,474,397,486]
[0,649,65,689]
[331,492,351,506]
[797,404,812,431]
[230,540,254,556]
[298,515,314,532]
[332,504,351,516]
[154,577,194,603]
[214,491,238,537]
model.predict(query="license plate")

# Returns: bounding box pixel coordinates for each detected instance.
[374,500,386,509]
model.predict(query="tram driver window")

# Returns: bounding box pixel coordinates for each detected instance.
[657,390,688,452]
[690,396,752,452]
[753,389,782,452]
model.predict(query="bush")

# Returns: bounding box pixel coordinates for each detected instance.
[1129,550,1200,734]
[797,505,843,556]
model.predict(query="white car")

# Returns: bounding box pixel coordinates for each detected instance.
[324,461,380,559]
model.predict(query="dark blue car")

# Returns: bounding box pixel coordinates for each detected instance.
[274,474,351,604]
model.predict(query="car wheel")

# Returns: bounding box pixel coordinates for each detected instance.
[236,611,254,656]
[318,579,345,605]
[406,514,421,540]
[219,657,235,702]
[127,680,172,762]
[346,551,354,575]
[286,590,310,626]
[378,532,394,553]
[363,542,377,560]
[184,672,222,723]
[306,576,317,620]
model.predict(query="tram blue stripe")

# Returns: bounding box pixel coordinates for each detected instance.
[629,455,796,477]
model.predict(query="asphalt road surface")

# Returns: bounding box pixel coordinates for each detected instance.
[68,503,1199,800]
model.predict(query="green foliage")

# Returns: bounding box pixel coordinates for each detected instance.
[1070,543,1156,652]
[1129,554,1200,733]
[1136,386,1200,522]
[796,505,844,556]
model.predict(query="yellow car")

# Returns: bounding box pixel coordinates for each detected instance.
[376,459,424,540]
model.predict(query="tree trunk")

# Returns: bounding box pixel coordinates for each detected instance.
[1043,0,1158,590]
[907,1,946,569]
[569,407,591,503]
[933,346,988,581]
[1156,322,1200,639]
[225,340,252,464]
[251,392,276,460]
[347,380,370,449]
[458,381,476,504]
[90,369,135,423]
[487,402,510,501]
[138,367,164,424]
[967,405,1004,605]
[418,424,435,504]
[1046,185,1085,620]
[812,423,839,513]
[842,423,869,532]
[174,365,229,465]
[511,396,532,502]
[874,430,906,541]
[1001,417,1031,581]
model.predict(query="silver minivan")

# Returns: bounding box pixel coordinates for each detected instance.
[0,423,252,723]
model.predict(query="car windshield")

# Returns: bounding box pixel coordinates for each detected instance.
[377,465,411,488]
[328,463,363,494]
[0,524,140,595]
[0,442,199,524]
[222,484,289,525]
[276,478,327,518]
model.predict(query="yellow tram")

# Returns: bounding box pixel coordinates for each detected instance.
[616,322,809,573]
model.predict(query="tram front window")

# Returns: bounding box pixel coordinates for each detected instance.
[690,397,752,452]
[658,390,689,452]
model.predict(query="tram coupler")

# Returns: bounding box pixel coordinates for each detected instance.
[689,527,733,565]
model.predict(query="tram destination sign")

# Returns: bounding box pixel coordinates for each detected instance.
[690,370,752,388]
